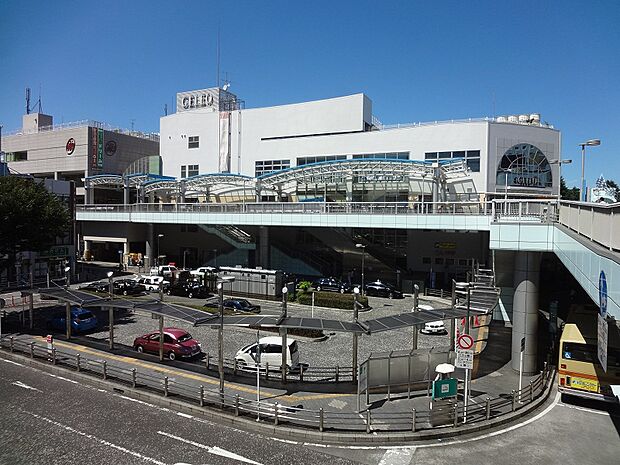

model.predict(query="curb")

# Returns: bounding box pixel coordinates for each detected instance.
[2,349,556,445]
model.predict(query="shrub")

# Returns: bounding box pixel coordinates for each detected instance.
[297,280,313,292]
[296,291,368,310]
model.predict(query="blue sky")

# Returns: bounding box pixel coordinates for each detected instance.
[1,0,618,187]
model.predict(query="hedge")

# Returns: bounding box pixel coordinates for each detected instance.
[295,291,368,310]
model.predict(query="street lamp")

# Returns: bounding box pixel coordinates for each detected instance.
[182,249,190,270]
[355,244,366,295]
[217,276,235,397]
[64,266,71,288]
[549,159,572,200]
[107,271,114,350]
[579,139,601,202]
[157,234,164,266]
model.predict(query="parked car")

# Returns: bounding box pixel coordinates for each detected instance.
[78,280,109,293]
[420,320,447,334]
[49,307,98,333]
[113,279,147,296]
[166,280,208,299]
[137,275,169,292]
[313,277,351,294]
[234,336,300,370]
[190,266,217,277]
[204,298,261,314]
[158,265,178,278]
[364,280,403,298]
[133,328,202,361]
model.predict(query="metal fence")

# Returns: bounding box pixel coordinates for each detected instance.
[0,336,553,434]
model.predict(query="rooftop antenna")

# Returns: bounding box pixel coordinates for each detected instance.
[164,103,168,116]
[131,119,135,132]
[26,87,31,114]
[492,91,496,119]
[216,25,221,89]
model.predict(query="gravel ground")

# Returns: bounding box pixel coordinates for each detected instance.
[66,291,453,369]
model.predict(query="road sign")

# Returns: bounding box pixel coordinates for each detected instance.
[455,349,474,369]
[599,270,607,319]
[46,334,54,358]
[457,333,474,350]
[598,313,608,372]
[432,378,457,399]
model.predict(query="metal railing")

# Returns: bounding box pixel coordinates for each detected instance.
[4,119,159,142]
[0,337,553,434]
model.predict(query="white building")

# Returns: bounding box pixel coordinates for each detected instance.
[160,87,561,197]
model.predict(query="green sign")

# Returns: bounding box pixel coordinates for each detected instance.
[40,246,70,258]
[97,129,104,168]
[432,378,457,399]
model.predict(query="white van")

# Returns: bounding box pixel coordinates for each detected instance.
[137,276,169,292]
[235,336,300,371]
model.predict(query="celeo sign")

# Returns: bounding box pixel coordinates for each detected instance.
[176,88,219,112]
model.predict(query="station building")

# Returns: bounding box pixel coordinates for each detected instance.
[77,87,563,293]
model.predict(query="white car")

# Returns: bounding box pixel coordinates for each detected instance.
[418,304,447,334]
[235,336,300,371]
[137,276,169,292]
[190,266,217,277]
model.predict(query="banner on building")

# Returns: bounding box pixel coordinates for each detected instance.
[219,112,231,172]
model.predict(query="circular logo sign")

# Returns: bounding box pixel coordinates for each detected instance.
[105,140,117,156]
[66,138,76,155]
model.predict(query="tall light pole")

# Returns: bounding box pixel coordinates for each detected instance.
[579,139,601,202]
[549,159,572,200]
[157,234,164,266]
[217,276,235,397]
[280,286,288,383]
[355,244,366,295]
[107,271,114,350]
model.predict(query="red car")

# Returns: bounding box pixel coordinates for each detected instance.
[133,328,202,361]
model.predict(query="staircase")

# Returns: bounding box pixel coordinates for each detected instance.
[199,225,256,249]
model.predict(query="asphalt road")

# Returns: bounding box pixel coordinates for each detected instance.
[2,354,619,465]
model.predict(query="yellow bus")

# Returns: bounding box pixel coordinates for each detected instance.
[558,306,620,402]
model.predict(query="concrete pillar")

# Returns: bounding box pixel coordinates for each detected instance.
[258,226,270,268]
[146,224,154,269]
[84,240,92,257]
[123,179,130,205]
[511,251,541,374]
[346,180,353,202]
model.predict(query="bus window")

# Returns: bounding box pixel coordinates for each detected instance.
[562,342,597,363]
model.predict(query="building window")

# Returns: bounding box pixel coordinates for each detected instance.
[297,155,347,166]
[188,136,199,149]
[351,152,409,160]
[188,165,199,177]
[5,151,28,161]
[466,159,481,172]
[181,166,187,178]
[424,152,438,160]
[255,159,290,176]
[424,149,481,172]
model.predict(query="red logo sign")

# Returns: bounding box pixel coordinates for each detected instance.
[66,138,76,155]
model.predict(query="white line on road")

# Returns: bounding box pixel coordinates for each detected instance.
[558,402,611,416]
[0,358,24,367]
[22,410,167,465]
[11,380,41,392]
[157,431,263,465]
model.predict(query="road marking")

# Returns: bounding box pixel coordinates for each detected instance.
[157,431,263,464]
[176,412,193,419]
[22,410,167,465]
[43,372,79,384]
[378,448,416,464]
[12,380,41,392]
[558,402,611,416]
[0,358,24,367]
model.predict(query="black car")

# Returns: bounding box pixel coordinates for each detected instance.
[313,277,351,294]
[204,298,261,314]
[78,281,109,293]
[166,281,208,299]
[364,280,403,299]
[113,279,147,296]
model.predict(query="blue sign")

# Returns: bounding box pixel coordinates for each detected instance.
[599,270,607,319]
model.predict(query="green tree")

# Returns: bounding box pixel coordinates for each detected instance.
[560,176,580,201]
[0,177,71,278]
[604,179,620,202]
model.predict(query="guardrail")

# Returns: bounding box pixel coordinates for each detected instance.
[558,201,620,252]
[0,336,553,434]
[78,199,560,221]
